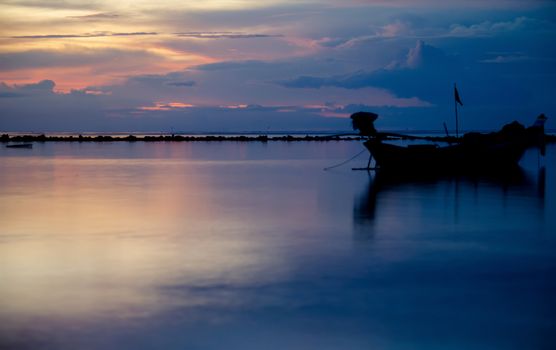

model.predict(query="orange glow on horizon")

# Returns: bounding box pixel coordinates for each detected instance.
[1,54,214,92]
[1,29,217,91]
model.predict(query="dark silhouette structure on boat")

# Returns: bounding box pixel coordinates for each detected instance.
[350,111,547,170]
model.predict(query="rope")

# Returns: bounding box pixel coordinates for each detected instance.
[324,149,368,170]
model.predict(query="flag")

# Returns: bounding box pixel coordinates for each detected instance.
[454,85,463,106]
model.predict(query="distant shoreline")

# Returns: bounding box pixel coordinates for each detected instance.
[2,133,555,143]
[1,134,363,143]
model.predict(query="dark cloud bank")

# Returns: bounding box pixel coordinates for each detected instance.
[1,38,555,132]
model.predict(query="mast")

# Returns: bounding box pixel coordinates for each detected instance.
[454,83,459,138]
[453,83,463,138]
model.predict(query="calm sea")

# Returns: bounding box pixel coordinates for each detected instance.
[1,141,555,349]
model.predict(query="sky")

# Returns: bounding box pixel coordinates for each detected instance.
[1,0,555,132]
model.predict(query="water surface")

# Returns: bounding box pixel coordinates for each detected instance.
[1,142,555,349]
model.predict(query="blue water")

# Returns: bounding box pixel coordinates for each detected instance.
[1,142,555,349]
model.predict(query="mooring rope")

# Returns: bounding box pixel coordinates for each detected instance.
[323,149,367,170]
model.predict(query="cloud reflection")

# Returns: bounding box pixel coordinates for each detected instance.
[0,150,295,323]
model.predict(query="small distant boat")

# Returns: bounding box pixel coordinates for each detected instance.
[6,143,33,149]
[351,112,547,170]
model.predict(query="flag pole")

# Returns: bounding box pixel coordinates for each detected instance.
[454,83,459,138]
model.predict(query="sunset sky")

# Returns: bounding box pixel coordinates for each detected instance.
[1,0,555,132]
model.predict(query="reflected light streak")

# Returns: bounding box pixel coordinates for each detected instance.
[0,154,293,321]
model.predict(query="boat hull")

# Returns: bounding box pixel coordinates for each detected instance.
[364,139,528,170]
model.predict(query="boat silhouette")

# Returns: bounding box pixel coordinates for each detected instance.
[350,112,547,171]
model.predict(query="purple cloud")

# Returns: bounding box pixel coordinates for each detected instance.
[67,12,120,20]
[11,32,158,39]
[174,32,282,39]
[279,41,459,101]
[166,81,196,87]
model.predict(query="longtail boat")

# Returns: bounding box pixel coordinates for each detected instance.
[351,111,547,170]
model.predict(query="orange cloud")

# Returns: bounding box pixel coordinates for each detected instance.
[139,102,195,111]
[0,50,215,92]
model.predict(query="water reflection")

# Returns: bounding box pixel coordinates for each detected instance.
[354,166,546,240]
[1,142,555,349]
[0,155,292,323]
